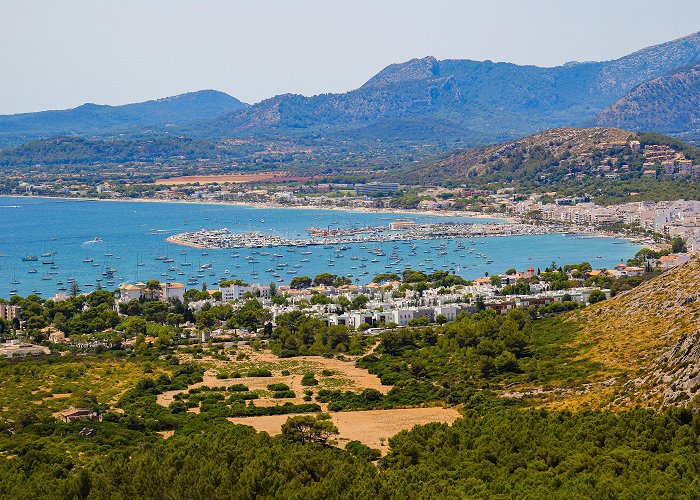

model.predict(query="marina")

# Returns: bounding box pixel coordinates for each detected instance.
[0,197,642,297]
[165,222,584,249]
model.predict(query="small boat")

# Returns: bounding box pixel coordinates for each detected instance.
[22,255,38,262]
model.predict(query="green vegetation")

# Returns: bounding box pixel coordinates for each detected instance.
[301,372,319,386]
[345,440,381,461]
[3,405,700,497]
[2,260,699,497]
[270,311,369,357]
[281,414,339,445]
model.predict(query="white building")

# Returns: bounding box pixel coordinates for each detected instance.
[434,305,460,322]
[161,282,185,302]
[219,282,270,302]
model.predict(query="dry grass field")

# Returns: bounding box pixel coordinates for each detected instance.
[228,407,461,453]
[155,172,309,185]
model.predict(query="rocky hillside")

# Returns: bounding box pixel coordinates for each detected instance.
[3,32,700,150]
[572,257,700,408]
[596,63,700,132]
[192,32,700,143]
[400,127,633,185]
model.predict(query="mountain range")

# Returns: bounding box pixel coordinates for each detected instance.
[1,32,700,149]
[204,31,700,142]
[0,90,246,147]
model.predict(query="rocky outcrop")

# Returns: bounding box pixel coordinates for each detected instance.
[635,330,700,406]
[597,64,700,132]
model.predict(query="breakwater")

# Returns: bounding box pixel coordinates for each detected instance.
[167,222,571,249]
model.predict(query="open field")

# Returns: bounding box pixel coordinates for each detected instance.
[0,356,165,420]
[228,407,461,452]
[157,347,389,407]
[154,172,310,185]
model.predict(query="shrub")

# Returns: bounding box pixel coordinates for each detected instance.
[227,384,249,392]
[273,390,296,398]
[267,383,290,391]
[346,440,381,461]
[301,372,318,386]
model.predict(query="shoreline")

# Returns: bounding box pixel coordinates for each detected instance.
[0,194,651,249]
[0,194,508,222]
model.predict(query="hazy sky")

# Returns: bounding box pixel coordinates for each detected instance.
[1,0,700,114]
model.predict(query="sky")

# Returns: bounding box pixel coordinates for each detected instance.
[1,0,700,114]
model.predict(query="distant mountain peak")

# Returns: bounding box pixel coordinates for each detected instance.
[362,56,440,88]
[0,89,247,147]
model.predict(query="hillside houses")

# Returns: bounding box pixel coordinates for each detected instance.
[194,272,613,333]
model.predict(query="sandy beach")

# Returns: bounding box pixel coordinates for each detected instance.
[0,193,510,222]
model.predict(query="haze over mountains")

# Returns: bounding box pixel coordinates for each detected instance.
[1,32,700,149]
[207,31,700,142]
[0,90,246,147]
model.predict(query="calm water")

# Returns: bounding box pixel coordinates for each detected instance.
[0,197,641,298]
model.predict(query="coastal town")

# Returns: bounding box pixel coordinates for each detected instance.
[6,9,700,497]
[4,237,689,354]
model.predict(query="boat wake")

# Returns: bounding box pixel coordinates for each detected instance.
[81,237,103,247]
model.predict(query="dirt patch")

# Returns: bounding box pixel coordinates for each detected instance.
[228,407,461,453]
[155,173,309,185]
[157,430,175,439]
[158,348,389,408]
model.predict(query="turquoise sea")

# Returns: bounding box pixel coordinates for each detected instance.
[0,197,641,298]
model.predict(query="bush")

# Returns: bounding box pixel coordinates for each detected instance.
[267,383,290,391]
[273,390,296,398]
[247,368,272,377]
[345,440,381,461]
[227,384,249,392]
[301,372,318,386]
[229,403,320,417]
[588,289,607,304]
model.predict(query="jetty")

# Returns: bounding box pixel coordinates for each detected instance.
[166,222,569,250]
